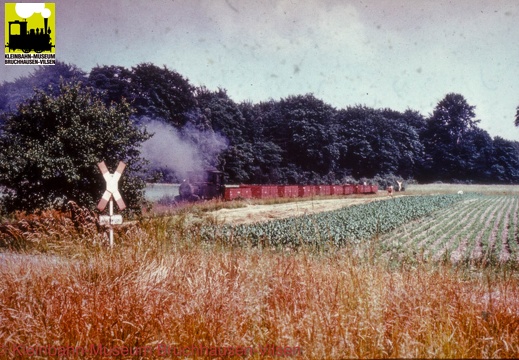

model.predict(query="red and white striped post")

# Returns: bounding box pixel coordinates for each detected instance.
[97,161,126,247]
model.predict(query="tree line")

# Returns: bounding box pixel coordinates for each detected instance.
[1,62,518,212]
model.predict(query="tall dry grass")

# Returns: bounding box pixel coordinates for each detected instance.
[0,207,519,358]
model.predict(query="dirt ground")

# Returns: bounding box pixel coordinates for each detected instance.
[209,194,398,225]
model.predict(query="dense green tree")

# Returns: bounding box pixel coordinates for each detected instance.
[88,65,133,105]
[226,101,284,183]
[393,110,427,178]
[463,128,494,182]
[336,106,424,179]
[421,93,481,181]
[194,87,246,143]
[335,106,375,178]
[221,141,285,184]
[247,141,284,183]
[0,82,150,213]
[197,95,285,184]
[490,137,519,183]
[220,143,255,183]
[429,93,480,141]
[130,63,196,127]
[237,100,266,143]
[264,94,338,178]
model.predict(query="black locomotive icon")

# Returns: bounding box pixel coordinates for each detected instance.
[5,17,54,53]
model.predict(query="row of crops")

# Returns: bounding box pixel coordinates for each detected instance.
[380,194,519,264]
[195,194,465,248]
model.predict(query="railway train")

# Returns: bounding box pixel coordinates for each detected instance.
[174,169,378,203]
[6,18,54,53]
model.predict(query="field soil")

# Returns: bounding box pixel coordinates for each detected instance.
[210,194,398,225]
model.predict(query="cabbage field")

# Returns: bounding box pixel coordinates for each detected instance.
[200,194,463,246]
[198,193,519,265]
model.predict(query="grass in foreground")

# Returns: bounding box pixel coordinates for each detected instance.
[1,207,519,359]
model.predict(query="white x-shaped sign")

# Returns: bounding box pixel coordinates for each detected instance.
[97,161,126,211]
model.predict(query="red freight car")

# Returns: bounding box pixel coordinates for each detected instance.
[343,184,354,195]
[354,184,378,194]
[299,185,317,197]
[354,185,365,194]
[278,185,299,198]
[245,185,279,199]
[225,187,252,201]
[330,185,344,195]
[316,185,331,196]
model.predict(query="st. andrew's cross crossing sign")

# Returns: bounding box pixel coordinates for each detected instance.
[97,161,126,247]
[97,161,126,211]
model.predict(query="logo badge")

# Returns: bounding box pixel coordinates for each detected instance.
[5,3,55,65]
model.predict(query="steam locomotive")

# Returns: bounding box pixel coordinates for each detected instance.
[6,18,54,53]
[175,170,226,203]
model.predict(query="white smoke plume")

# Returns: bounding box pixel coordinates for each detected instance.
[16,3,52,18]
[141,120,228,180]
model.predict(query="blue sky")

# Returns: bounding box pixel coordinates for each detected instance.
[2,0,519,140]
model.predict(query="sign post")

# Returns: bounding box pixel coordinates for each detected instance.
[97,161,126,247]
